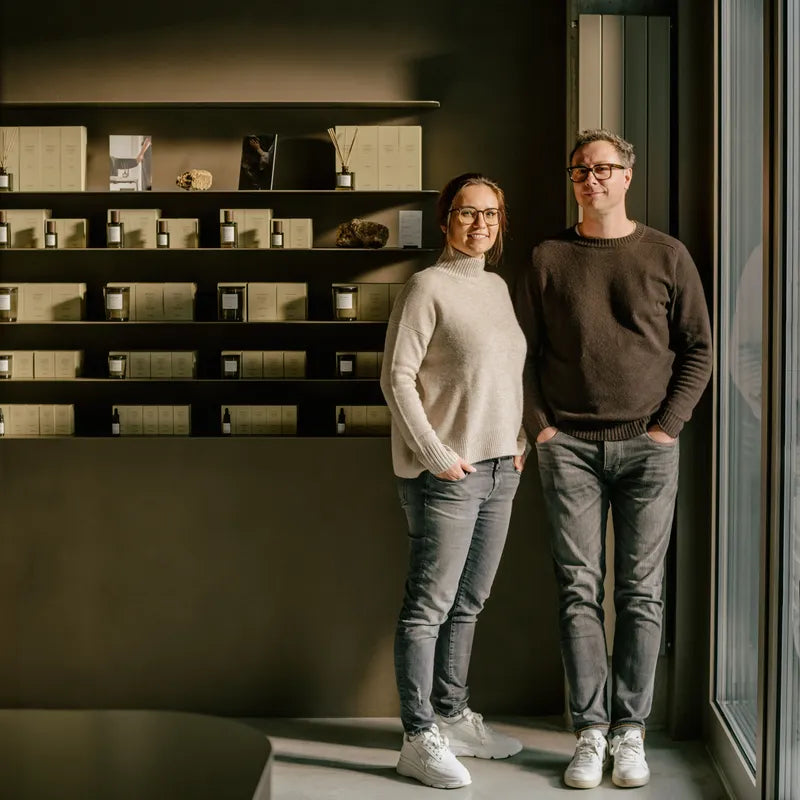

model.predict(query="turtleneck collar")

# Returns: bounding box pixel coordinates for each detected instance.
[433,251,487,279]
[572,221,645,248]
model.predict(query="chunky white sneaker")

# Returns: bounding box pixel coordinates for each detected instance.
[564,728,609,789]
[609,728,650,788]
[396,724,472,789]
[436,708,523,759]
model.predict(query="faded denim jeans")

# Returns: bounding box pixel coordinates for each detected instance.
[535,431,679,734]
[395,457,521,734]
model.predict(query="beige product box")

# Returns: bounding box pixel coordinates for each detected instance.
[39,405,56,436]
[0,128,20,189]
[6,405,24,436]
[10,350,34,379]
[247,282,277,322]
[18,127,41,191]
[265,405,282,434]
[355,351,379,378]
[398,126,422,190]
[157,406,174,435]
[358,283,390,321]
[283,351,306,378]
[288,218,313,249]
[349,404,368,435]
[53,404,75,435]
[40,127,61,192]
[243,209,273,248]
[163,282,196,321]
[171,351,196,379]
[337,125,379,190]
[135,283,164,321]
[173,405,191,435]
[281,405,297,434]
[129,351,151,378]
[123,405,144,435]
[54,350,82,379]
[116,209,162,249]
[20,404,41,435]
[142,405,159,435]
[52,218,88,248]
[262,351,284,378]
[251,405,269,434]
[236,405,253,435]
[60,126,87,191]
[3,210,51,248]
[217,282,248,322]
[276,282,307,320]
[378,126,400,190]
[163,218,199,249]
[106,282,136,319]
[366,404,391,435]
[33,351,55,379]
[150,351,172,379]
[51,282,86,321]
[241,351,263,379]
[22,283,53,321]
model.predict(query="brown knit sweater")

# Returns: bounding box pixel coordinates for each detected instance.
[516,223,712,441]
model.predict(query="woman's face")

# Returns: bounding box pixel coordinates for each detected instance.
[443,183,501,259]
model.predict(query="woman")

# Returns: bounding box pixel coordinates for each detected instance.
[380,173,527,789]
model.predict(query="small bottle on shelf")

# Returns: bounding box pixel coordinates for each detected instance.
[0,167,12,192]
[0,407,4,436]
[270,219,284,248]
[44,219,58,249]
[156,219,170,249]
[335,165,355,190]
[111,408,121,437]
[337,407,346,435]
[0,353,11,379]
[222,407,232,435]
[220,210,237,248]
[0,211,9,249]
[107,210,124,248]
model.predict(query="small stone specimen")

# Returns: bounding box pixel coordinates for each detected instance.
[176,169,213,191]
[335,218,389,248]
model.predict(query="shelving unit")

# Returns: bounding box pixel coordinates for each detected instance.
[0,100,441,436]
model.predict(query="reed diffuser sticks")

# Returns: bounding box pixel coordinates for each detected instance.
[327,127,358,169]
[0,128,17,171]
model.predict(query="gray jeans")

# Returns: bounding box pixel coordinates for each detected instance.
[394,457,521,734]
[535,431,679,734]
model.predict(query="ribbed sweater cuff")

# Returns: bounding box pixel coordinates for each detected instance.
[418,439,459,475]
[655,408,686,438]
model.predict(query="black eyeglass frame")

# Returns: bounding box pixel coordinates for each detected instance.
[447,206,502,225]
[566,163,628,182]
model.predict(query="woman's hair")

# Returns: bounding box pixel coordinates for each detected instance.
[436,172,508,265]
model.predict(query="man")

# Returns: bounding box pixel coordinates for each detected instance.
[516,130,712,789]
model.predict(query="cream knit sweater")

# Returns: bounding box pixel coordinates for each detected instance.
[380,253,527,478]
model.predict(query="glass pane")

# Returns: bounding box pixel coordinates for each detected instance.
[778,1,800,793]
[715,0,763,768]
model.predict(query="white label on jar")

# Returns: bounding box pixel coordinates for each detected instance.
[224,360,238,373]
[222,293,239,310]
[112,423,120,435]
[222,226,235,243]
[109,360,123,373]
[0,422,4,435]
[0,227,7,244]
[337,172,353,188]
[271,234,283,246]
[336,293,354,309]
[0,357,8,371]
[0,174,9,188]
[106,293,124,310]
[337,423,346,434]
[340,360,353,373]
[157,233,169,246]
[0,295,11,310]
[108,225,121,243]
[223,422,231,434]
[45,233,56,246]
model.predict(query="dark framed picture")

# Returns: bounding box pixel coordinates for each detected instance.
[238,134,278,190]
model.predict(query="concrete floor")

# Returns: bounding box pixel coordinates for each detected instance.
[242,716,729,799]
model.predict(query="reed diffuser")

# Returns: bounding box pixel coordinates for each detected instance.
[327,127,358,190]
[0,128,17,192]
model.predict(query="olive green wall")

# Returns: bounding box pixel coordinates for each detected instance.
[0,0,567,716]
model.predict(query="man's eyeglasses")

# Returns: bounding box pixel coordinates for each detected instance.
[449,207,501,225]
[566,163,627,183]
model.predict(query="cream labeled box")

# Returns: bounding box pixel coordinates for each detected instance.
[247,283,277,322]
[129,351,151,378]
[60,126,87,191]
[135,283,164,321]
[0,128,20,189]
[121,406,143,435]
[265,405,282,434]
[173,405,191,435]
[366,404,391,434]
[39,405,56,436]
[243,209,273,248]
[236,406,253,435]
[142,406,159,435]
[355,351,379,378]
[51,283,86,321]
[398,126,422,190]
[283,351,306,378]
[2,210,51,248]
[53,404,75,435]
[54,350,82,379]
[22,283,52,321]
[276,282,307,320]
[262,351,283,378]
[40,127,61,192]
[251,405,269,434]
[19,404,41,435]
[33,351,55,379]
[150,352,172,379]
[116,209,162,249]
[157,406,174,435]
[171,351,196,379]
[281,405,297,434]
[378,126,400,190]
[10,350,34,379]
[163,283,196,321]
[218,282,248,321]
[288,218,313,249]
[358,283,390,321]
[52,218,88,248]
[18,127,42,191]
[163,218,199,249]
[398,210,422,248]
[241,351,263,379]
[349,404,368,435]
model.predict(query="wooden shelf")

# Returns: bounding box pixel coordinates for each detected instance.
[0,101,440,110]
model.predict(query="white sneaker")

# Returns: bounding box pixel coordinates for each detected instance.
[436,708,523,759]
[396,724,472,789]
[564,728,609,789]
[609,728,650,788]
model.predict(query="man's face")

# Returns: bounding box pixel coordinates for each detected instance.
[570,140,632,216]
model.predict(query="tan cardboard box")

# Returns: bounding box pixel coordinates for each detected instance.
[242,209,273,248]
[247,282,277,321]
[51,282,86,321]
[21,283,52,321]
[358,283,390,321]
[40,127,61,192]
[235,405,252,435]
[288,218,313,249]
[283,351,306,378]
[355,351,379,378]
[119,405,142,436]
[251,405,269,434]
[171,351,196,379]
[398,126,422,190]
[378,125,400,190]
[18,127,41,191]
[366,404,391,434]
[281,405,297,434]
[150,352,172,379]
[157,406,174,435]
[265,405,282,434]
[163,218,199,249]
[349,404,368,435]
[117,209,162,249]
[33,351,55,379]
[276,282,307,320]
[129,352,151,378]
[11,350,34,379]
[52,218,88,248]
[60,126,87,191]
[241,351,263,378]
[262,351,284,378]
[135,283,164,321]
[39,405,56,436]
[53,404,75,435]
[163,282,196,321]
[141,405,158,435]
[19,404,41,435]
[3,210,51,248]
[173,405,191,435]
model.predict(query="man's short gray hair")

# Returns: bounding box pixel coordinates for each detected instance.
[570,129,636,168]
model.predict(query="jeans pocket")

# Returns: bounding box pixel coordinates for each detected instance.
[535,430,563,447]
[644,431,678,446]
